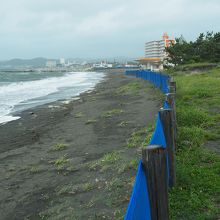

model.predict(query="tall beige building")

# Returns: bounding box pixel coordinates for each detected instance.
[138,33,174,71]
[145,40,166,59]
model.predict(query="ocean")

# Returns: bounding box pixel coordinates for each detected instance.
[0,71,104,124]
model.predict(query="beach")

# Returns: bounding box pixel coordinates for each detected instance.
[0,70,162,220]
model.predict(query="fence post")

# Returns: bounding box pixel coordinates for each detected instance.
[142,145,169,220]
[165,93,177,146]
[159,108,176,187]
[169,78,176,93]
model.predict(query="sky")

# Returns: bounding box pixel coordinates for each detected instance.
[0,0,219,60]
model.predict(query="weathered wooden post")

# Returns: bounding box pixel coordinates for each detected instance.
[142,145,169,220]
[159,108,176,187]
[166,93,177,146]
[169,78,176,94]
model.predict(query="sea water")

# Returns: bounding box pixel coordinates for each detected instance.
[0,71,104,124]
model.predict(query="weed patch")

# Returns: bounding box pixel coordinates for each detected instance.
[85,119,97,125]
[56,182,97,195]
[52,155,69,170]
[102,109,124,118]
[126,127,148,148]
[29,166,41,174]
[74,112,84,118]
[117,81,142,95]
[89,151,121,171]
[52,143,68,151]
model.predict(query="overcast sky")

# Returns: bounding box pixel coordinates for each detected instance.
[0,0,219,60]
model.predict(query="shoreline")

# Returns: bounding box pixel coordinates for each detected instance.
[0,70,161,219]
[0,73,107,154]
[0,70,106,125]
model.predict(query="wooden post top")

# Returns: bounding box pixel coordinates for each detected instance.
[160,107,172,112]
[143,145,163,150]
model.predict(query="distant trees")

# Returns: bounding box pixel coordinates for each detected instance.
[165,32,220,66]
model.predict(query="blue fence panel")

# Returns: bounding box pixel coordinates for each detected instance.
[125,70,170,94]
[124,69,171,220]
[164,101,170,109]
[124,113,168,220]
[149,113,166,148]
[124,161,151,220]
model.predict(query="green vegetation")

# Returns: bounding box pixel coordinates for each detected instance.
[53,155,69,170]
[29,165,40,174]
[56,182,96,195]
[126,125,154,148]
[166,32,220,66]
[89,151,121,171]
[85,119,97,124]
[104,177,130,209]
[102,109,124,118]
[52,143,68,151]
[126,128,147,148]
[168,66,220,219]
[117,81,142,95]
[74,112,84,118]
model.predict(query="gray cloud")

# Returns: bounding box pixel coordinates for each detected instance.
[0,0,219,59]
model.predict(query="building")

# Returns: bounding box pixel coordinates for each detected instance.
[92,61,113,69]
[137,33,175,71]
[46,60,57,68]
[125,61,139,68]
[60,58,65,66]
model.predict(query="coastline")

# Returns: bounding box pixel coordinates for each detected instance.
[0,70,162,219]
[0,70,105,125]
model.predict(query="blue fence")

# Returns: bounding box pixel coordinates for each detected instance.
[125,70,170,94]
[124,70,171,220]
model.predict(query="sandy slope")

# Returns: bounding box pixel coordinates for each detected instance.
[0,71,161,220]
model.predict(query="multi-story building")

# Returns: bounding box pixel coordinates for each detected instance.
[60,58,65,66]
[138,33,174,71]
[46,60,57,68]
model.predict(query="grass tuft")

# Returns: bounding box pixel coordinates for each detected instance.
[126,127,148,148]
[29,166,40,174]
[52,143,68,151]
[74,112,84,118]
[102,109,124,118]
[117,81,142,95]
[85,119,97,125]
[53,155,69,170]
[88,151,121,171]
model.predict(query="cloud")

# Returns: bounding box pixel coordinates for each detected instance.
[75,7,125,35]
[0,0,219,59]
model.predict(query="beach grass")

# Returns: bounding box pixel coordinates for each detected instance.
[52,143,68,151]
[117,81,142,95]
[126,128,147,148]
[53,155,69,170]
[29,165,41,174]
[102,109,124,118]
[74,112,84,118]
[126,124,155,148]
[168,66,220,219]
[88,151,121,171]
[85,119,97,125]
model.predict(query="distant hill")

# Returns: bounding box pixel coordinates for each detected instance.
[0,56,135,69]
[66,56,136,64]
[0,57,48,69]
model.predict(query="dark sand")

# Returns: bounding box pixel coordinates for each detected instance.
[0,71,162,220]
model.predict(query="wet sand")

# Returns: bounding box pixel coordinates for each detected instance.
[0,71,162,220]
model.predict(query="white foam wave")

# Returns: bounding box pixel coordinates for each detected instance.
[0,71,104,124]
